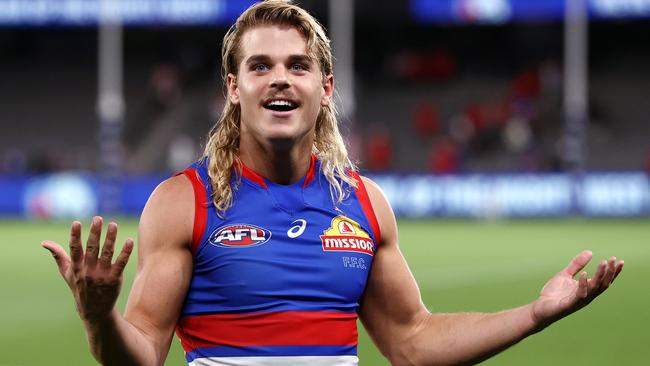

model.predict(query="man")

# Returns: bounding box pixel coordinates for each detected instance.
[42,1,624,365]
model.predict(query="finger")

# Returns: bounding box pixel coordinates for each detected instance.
[612,260,624,283]
[98,222,118,270]
[588,260,608,293]
[600,257,617,287]
[84,216,103,268]
[577,271,588,299]
[69,221,83,273]
[562,250,593,277]
[42,240,72,277]
[111,239,134,277]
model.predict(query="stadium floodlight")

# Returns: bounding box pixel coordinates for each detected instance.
[329,0,355,121]
[563,0,588,174]
[97,0,124,214]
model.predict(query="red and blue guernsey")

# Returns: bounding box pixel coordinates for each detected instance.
[176,155,381,366]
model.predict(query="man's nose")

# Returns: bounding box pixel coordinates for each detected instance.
[270,67,291,89]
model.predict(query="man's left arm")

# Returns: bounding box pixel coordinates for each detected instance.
[357,176,624,366]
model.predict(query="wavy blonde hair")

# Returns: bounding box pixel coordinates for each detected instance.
[203,0,356,216]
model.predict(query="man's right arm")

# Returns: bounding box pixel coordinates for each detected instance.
[43,174,194,366]
[357,176,623,366]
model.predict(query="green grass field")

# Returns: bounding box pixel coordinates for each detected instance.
[1,218,648,365]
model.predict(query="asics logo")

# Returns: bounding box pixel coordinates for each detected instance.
[287,219,307,238]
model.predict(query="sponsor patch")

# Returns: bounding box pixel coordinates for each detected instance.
[209,224,272,248]
[320,216,374,256]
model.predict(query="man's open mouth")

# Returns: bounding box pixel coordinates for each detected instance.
[263,99,298,112]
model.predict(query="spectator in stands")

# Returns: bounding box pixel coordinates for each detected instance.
[428,136,460,174]
[464,100,510,154]
[365,124,393,171]
[391,49,456,82]
[412,102,440,140]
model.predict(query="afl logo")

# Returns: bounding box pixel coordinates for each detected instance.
[209,224,272,248]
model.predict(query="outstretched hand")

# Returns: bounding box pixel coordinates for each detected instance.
[42,216,134,323]
[531,250,624,329]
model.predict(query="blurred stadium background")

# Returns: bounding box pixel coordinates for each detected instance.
[1,0,649,365]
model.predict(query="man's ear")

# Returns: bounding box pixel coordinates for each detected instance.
[227,73,240,104]
[321,74,334,106]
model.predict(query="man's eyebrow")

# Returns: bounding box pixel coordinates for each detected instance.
[245,54,272,66]
[244,54,314,65]
[287,54,314,64]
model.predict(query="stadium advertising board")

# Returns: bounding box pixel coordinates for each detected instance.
[3,0,649,26]
[0,172,648,218]
[411,0,650,24]
[0,0,256,26]
[370,172,650,218]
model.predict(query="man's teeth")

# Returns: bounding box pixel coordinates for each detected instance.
[266,100,296,107]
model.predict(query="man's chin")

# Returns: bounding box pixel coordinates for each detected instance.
[263,124,301,140]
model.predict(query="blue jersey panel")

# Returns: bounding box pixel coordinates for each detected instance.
[182,159,376,316]
[176,158,377,365]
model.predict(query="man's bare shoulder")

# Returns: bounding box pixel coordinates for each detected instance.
[357,175,398,247]
[139,174,195,251]
[144,174,195,219]
[152,173,194,200]
[358,175,391,215]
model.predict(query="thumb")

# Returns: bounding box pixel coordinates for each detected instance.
[562,250,593,277]
[42,240,71,277]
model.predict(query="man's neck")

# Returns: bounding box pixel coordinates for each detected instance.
[239,141,312,185]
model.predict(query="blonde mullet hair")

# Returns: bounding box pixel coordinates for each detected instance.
[203,0,357,216]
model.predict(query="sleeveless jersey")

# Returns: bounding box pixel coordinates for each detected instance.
[175,155,381,366]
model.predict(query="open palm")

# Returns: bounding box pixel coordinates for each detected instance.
[532,250,623,328]
[42,217,134,322]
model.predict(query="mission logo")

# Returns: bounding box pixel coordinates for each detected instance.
[320,216,374,256]
[209,224,272,248]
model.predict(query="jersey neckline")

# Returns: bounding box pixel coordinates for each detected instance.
[237,154,317,190]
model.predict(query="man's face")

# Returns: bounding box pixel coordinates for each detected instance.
[228,25,333,148]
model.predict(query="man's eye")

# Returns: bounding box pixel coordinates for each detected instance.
[291,63,306,71]
[254,64,268,72]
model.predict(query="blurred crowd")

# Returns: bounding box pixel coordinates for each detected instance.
[360,53,565,173]
[1,18,649,176]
